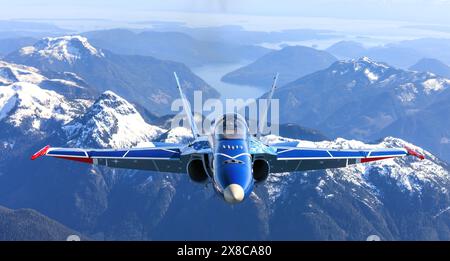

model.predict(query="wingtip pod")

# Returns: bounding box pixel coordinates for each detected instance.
[404,146,425,160]
[31,145,50,160]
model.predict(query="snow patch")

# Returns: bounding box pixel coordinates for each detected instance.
[0,82,83,130]
[364,68,379,82]
[315,179,327,196]
[19,35,104,64]
[164,127,193,144]
[264,172,293,204]
[47,79,85,89]
[0,92,17,121]
[422,78,448,94]
[0,61,46,85]
[19,46,36,55]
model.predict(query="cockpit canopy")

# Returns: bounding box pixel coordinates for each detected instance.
[214,113,249,140]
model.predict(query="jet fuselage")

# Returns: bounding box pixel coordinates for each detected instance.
[211,113,254,203]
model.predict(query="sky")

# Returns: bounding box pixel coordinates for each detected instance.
[1,0,450,25]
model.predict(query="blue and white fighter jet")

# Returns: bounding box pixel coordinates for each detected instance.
[31,73,424,203]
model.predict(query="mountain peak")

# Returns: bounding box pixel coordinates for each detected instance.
[359,56,373,63]
[97,90,122,101]
[90,90,140,116]
[409,58,450,78]
[326,41,366,59]
[18,35,104,64]
[63,91,165,148]
[328,56,392,83]
[354,56,389,68]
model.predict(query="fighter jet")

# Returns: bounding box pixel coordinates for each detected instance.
[31,73,425,203]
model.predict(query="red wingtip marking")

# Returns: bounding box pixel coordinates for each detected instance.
[31,145,50,160]
[404,146,425,160]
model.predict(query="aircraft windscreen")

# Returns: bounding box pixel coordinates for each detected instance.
[214,113,248,140]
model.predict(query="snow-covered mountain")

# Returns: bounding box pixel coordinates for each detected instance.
[377,88,450,168]
[63,91,165,148]
[5,35,220,115]
[267,57,450,140]
[327,38,450,68]
[17,35,104,64]
[0,82,85,131]
[0,61,90,135]
[0,59,94,98]
[0,61,45,85]
[0,61,92,171]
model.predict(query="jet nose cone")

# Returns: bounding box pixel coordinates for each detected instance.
[223,184,245,203]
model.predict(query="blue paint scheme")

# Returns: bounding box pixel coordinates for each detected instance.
[370,150,406,157]
[271,141,300,147]
[125,149,180,159]
[191,140,210,150]
[214,139,254,198]
[151,142,183,148]
[329,150,369,158]
[47,150,86,157]
[276,148,406,159]
[277,149,331,158]
[88,150,127,158]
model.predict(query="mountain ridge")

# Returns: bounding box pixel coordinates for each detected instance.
[5,35,220,115]
[0,205,87,241]
[83,29,271,67]
[409,58,450,78]
[222,45,337,88]
[266,57,450,143]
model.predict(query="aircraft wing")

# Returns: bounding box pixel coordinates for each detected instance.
[30,141,202,173]
[259,142,424,173]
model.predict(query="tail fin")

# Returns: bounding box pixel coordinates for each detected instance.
[174,72,200,138]
[257,73,279,139]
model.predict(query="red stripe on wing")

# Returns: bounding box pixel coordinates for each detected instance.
[55,156,93,164]
[360,156,393,163]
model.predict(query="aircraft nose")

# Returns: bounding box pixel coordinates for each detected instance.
[223,184,245,203]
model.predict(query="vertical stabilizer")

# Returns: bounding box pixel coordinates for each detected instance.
[257,73,279,139]
[174,72,200,137]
